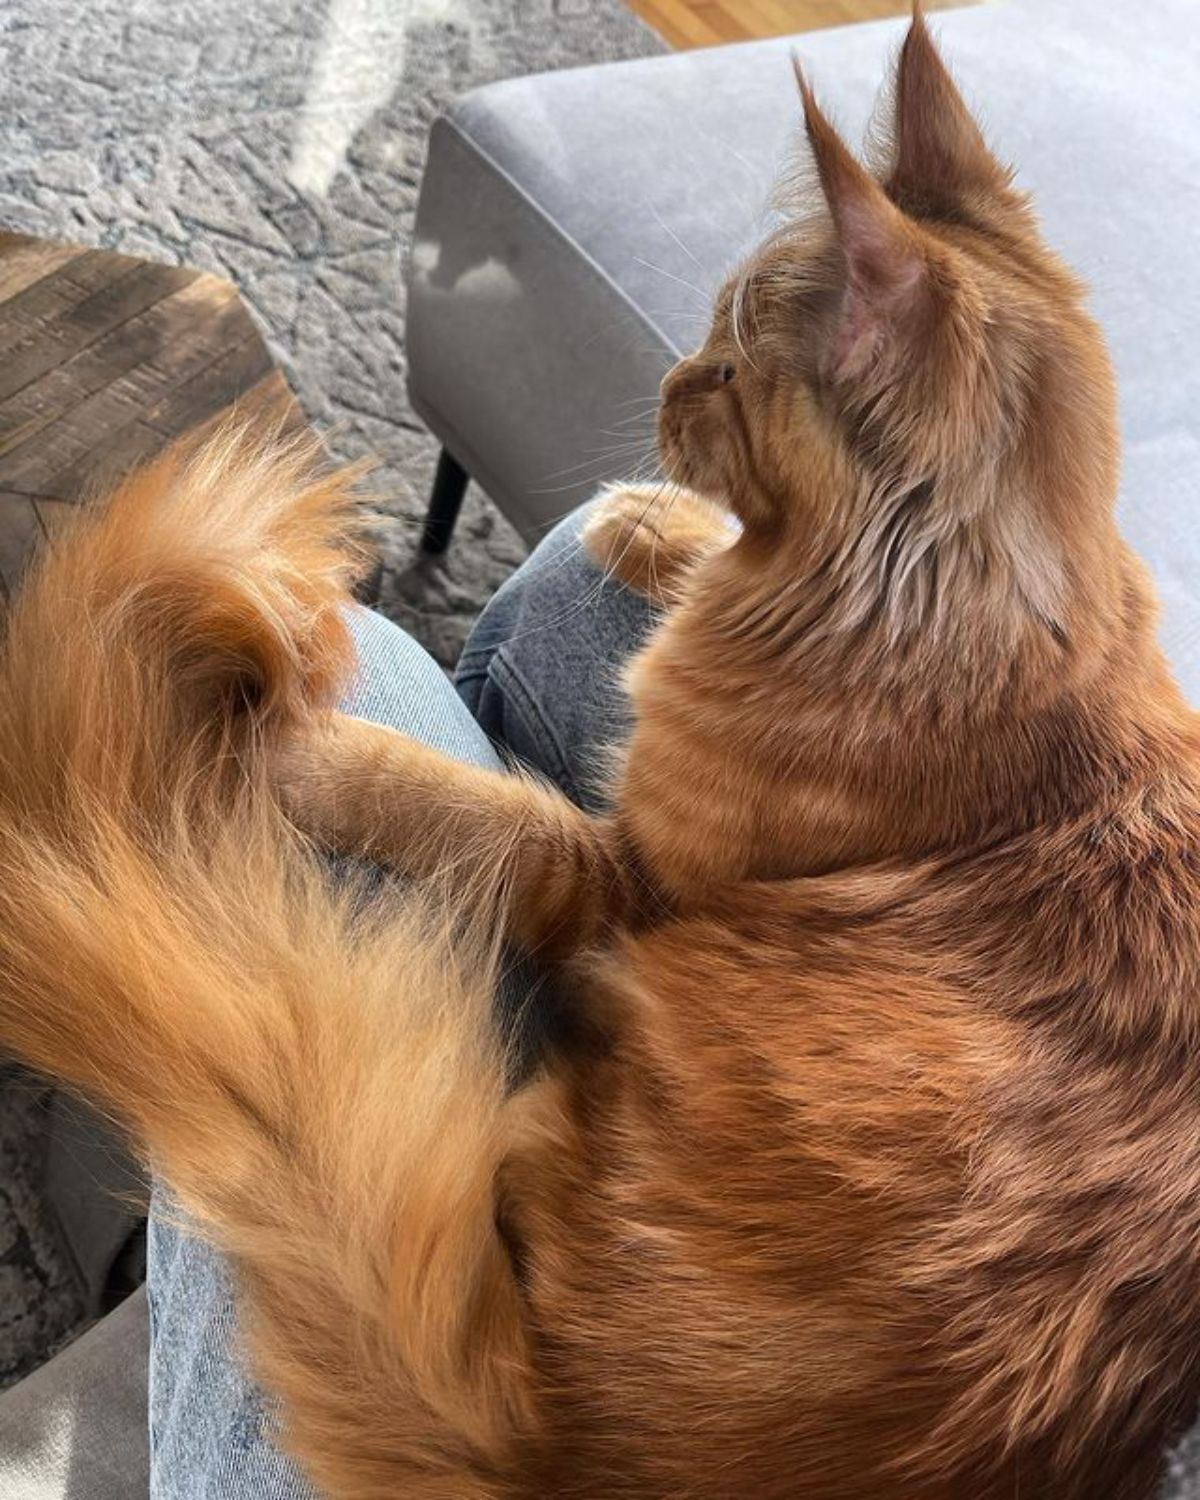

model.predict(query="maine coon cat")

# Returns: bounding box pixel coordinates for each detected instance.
[0,10,1197,1497]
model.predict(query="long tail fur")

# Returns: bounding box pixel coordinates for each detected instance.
[0,430,529,1499]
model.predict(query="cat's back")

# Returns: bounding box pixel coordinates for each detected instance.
[528,744,1200,1498]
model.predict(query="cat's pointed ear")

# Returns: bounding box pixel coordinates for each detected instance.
[796,62,930,383]
[887,4,1011,212]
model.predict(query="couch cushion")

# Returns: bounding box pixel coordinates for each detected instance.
[407,0,1200,700]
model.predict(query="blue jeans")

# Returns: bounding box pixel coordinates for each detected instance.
[147,505,653,1497]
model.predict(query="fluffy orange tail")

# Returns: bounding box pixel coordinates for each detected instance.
[0,430,529,1499]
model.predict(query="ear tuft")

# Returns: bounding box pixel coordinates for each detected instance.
[794,60,931,383]
[887,9,1012,215]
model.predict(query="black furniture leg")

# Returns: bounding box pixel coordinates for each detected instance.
[354,558,384,608]
[420,447,469,555]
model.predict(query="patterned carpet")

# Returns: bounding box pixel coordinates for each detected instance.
[0,0,662,1387]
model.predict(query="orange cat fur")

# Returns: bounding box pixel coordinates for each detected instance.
[1,10,1199,1498]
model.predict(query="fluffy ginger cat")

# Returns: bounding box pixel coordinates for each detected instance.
[1,10,1199,1499]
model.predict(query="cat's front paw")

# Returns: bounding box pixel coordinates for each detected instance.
[583,484,731,600]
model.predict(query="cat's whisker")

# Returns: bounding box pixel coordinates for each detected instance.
[489,461,668,633]
[648,204,707,278]
[600,405,660,426]
[523,456,659,502]
[631,257,711,307]
[533,439,658,487]
[639,308,711,325]
[645,483,685,606]
[499,474,677,645]
[612,420,662,439]
[611,395,664,412]
[729,273,764,376]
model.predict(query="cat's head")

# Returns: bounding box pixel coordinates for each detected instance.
[658,10,1118,644]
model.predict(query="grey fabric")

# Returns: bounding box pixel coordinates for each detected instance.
[407,0,1200,701]
[0,1290,149,1500]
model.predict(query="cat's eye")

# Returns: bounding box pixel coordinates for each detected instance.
[717,363,736,385]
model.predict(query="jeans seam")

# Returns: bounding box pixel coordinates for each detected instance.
[488,649,581,802]
[455,647,492,679]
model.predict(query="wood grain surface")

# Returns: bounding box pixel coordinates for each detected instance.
[0,232,302,598]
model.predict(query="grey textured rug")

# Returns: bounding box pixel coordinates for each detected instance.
[0,0,661,1387]
[0,1071,84,1388]
[1,0,661,660]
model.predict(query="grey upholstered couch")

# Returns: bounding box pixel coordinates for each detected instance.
[407,0,1200,701]
[3,0,1198,1494]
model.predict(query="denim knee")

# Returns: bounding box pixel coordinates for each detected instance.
[454,504,656,812]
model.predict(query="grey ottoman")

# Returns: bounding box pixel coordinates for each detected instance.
[405,0,1200,704]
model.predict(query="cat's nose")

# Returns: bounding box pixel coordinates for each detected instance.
[659,362,684,404]
[660,355,704,405]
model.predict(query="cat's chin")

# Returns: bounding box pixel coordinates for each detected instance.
[659,448,723,511]
[657,446,692,491]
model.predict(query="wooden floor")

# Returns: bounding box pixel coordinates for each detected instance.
[628,0,965,48]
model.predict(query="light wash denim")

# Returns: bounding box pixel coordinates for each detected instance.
[147,504,652,1497]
